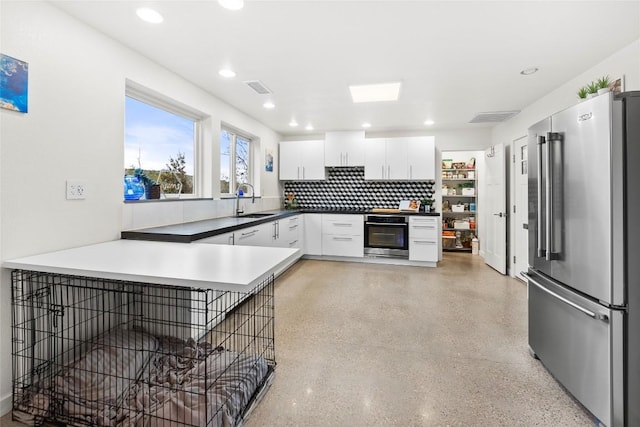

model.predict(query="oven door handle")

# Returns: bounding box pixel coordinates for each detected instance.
[365,222,408,226]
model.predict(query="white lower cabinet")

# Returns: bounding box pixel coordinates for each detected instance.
[409,217,440,262]
[322,214,363,258]
[198,231,235,245]
[303,214,323,255]
[275,215,302,248]
[234,222,272,246]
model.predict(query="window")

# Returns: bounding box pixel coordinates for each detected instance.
[124,95,196,199]
[220,128,252,194]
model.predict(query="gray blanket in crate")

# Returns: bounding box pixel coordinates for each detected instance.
[19,329,269,427]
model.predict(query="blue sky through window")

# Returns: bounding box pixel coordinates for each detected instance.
[124,96,194,174]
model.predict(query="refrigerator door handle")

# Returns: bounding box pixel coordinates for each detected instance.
[537,135,546,258]
[545,133,553,261]
[525,273,609,322]
[546,132,562,261]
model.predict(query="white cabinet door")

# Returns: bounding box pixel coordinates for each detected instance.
[303,214,323,255]
[301,140,326,180]
[280,140,325,180]
[364,138,387,180]
[407,136,435,180]
[321,214,364,257]
[409,217,440,262]
[385,138,409,180]
[197,231,235,245]
[325,131,365,166]
[279,141,302,180]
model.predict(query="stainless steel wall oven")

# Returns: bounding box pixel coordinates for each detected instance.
[364,215,408,258]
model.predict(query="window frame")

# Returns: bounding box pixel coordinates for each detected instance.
[125,82,205,200]
[220,126,254,196]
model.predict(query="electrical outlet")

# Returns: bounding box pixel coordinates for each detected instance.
[66,180,87,200]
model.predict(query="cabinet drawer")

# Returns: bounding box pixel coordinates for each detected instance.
[197,232,234,245]
[322,234,364,257]
[409,217,438,238]
[322,215,363,235]
[409,238,438,262]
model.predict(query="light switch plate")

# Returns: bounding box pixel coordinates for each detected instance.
[66,180,87,200]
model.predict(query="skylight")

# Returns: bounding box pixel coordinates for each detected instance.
[349,82,401,103]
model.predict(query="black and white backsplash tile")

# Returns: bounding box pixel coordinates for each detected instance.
[283,167,435,210]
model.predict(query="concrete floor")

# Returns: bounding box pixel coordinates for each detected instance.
[1,253,596,426]
[245,253,595,427]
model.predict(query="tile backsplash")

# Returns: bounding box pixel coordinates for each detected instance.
[283,167,435,210]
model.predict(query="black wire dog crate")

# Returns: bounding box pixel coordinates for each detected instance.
[11,269,275,426]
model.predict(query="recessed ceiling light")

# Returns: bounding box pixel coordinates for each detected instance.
[349,82,401,103]
[136,7,163,24]
[362,122,372,128]
[218,0,244,10]
[424,120,435,126]
[289,120,299,127]
[520,67,539,76]
[305,124,314,131]
[263,101,275,109]
[218,69,236,78]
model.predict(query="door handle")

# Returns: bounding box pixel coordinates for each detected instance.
[546,132,562,261]
[537,135,545,258]
[522,223,528,229]
[493,212,507,217]
[525,273,609,322]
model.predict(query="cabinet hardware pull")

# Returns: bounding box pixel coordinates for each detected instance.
[413,240,436,245]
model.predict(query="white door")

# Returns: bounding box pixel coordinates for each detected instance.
[514,137,528,281]
[484,143,507,274]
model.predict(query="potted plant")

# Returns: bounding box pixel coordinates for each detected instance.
[597,75,611,95]
[421,198,434,213]
[134,168,161,200]
[577,86,588,100]
[586,81,599,98]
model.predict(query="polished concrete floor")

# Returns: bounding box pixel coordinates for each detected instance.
[1,253,596,427]
[245,253,595,427]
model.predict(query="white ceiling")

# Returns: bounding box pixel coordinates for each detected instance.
[50,1,640,136]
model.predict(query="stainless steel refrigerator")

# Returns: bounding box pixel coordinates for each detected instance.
[527,91,640,427]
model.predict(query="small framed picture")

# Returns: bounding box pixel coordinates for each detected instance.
[611,76,624,96]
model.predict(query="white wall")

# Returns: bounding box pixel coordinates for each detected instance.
[493,38,640,277]
[0,1,283,414]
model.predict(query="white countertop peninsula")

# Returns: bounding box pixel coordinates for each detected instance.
[4,240,301,292]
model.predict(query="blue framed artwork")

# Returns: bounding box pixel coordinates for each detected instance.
[265,148,274,172]
[0,54,29,113]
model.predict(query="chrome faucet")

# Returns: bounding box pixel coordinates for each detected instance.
[235,183,255,216]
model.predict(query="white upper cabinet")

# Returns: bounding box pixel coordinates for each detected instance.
[364,136,435,180]
[324,131,365,167]
[363,138,387,180]
[279,140,326,180]
[407,136,435,180]
[385,138,409,180]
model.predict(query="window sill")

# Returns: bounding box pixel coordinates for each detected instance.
[123,197,212,203]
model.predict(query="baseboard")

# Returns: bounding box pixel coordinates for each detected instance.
[0,392,12,417]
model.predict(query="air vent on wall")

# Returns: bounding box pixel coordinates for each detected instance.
[244,80,273,95]
[469,110,520,123]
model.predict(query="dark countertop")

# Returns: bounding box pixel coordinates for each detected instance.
[121,208,440,243]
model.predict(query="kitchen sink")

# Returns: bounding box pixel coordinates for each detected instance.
[240,213,276,218]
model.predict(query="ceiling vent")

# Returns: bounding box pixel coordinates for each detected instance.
[469,110,520,123]
[244,80,273,95]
